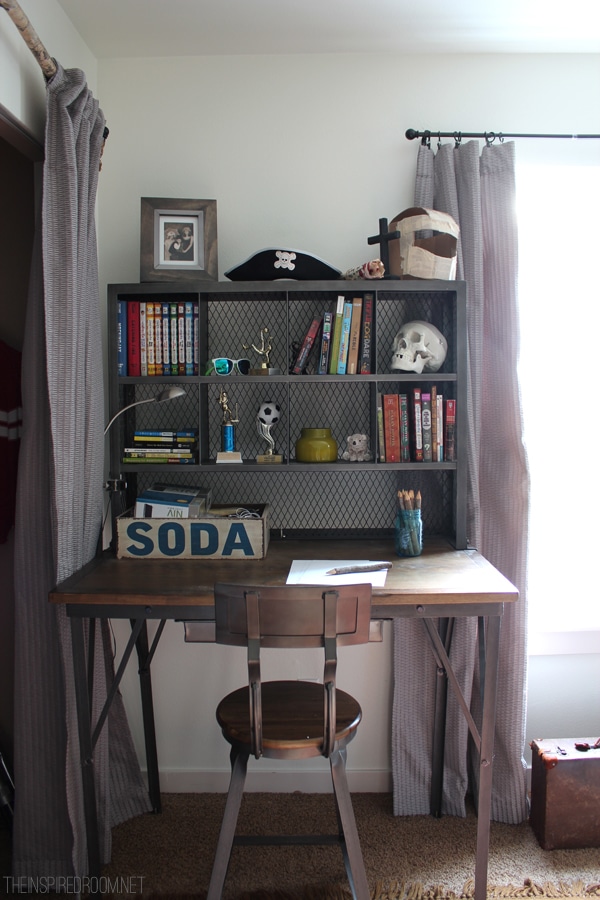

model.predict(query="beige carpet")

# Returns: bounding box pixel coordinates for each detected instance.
[99,793,599,898]
[2,793,599,897]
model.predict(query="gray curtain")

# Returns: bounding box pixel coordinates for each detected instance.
[13,62,150,882]
[392,140,529,824]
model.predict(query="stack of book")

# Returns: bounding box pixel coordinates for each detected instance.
[122,429,199,465]
[291,293,374,375]
[377,390,456,463]
[117,299,199,377]
[134,482,212,518]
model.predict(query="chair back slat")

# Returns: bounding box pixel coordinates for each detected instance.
[214,583,372,649]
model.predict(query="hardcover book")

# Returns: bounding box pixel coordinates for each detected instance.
[421,393,433,462]
[328,295,346,374]
[376,392,385,462]
[117,300,128,376]
[383,393,400,463]
[318,310,333,374]
[336,300,353,374]
[412,387,423,462]
[399,394,410,462]
[444,398,456,461]
[359,293,374,374]
[127,300,141,377]
[292,316,322,374]
[346,296,363,375]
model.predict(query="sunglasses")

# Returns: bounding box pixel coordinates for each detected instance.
[205,357,251,376]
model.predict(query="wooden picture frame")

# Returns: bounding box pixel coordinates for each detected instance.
[140,197,218,282]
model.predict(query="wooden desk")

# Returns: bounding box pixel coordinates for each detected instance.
[50,537,517,900]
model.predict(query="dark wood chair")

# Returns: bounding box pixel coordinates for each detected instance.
[206,582,372,900]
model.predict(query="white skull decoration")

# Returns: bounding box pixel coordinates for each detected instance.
[391,321,448,374]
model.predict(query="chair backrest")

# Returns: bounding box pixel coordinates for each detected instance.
[213,582,372,649]
[213,582,372,758]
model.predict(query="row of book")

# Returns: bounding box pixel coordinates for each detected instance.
[118,300,199,377]
[122,429,199,465]
[378,389,456,463]
[292,293,374,375]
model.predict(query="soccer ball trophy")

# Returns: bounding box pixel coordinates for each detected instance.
[256,401,283,464]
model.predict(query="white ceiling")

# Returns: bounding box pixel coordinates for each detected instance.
[54,0,600,58]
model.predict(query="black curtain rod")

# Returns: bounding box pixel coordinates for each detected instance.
[406,128,600,143]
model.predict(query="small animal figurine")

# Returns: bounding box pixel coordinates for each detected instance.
[342,433,372,462]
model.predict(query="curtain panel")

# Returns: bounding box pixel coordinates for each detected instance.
[13,63,150,882]
[392,140,529,824]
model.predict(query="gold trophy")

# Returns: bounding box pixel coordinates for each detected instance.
[256,402,283,464]
[244,327,281,376]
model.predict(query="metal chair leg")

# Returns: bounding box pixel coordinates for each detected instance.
[207,746,249,900]
[330,748,370,900]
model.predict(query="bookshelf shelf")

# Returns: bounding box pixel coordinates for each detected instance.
[108,279,467,546]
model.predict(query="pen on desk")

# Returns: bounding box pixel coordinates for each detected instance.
[325,562,393,576]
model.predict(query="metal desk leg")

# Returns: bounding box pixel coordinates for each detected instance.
[133,621,162,813]
[474,614,501,900]
[430,617,455,817]
[70,615,101,880]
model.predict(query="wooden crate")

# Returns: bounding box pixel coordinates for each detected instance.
[530,737,600,850]
[116,504,270,560]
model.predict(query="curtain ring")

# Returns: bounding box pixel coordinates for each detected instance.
[498,132,505,143]
[485,131,495,146]
[454,131,462,148]
[421,130,431,149]
[437,131,442,150]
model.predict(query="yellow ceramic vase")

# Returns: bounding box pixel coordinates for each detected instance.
[295,428,338,463]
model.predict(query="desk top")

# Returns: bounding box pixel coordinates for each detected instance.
[49,537,518,616]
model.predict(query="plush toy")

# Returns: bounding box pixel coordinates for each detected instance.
[342,433,372,462]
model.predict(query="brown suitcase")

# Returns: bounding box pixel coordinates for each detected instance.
[530,737,600,850]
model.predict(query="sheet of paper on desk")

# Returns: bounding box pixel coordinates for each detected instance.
[286,560,389,586]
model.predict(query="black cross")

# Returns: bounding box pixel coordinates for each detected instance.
[367,217,401,278]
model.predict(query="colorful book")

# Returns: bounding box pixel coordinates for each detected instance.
[399,394,410,462]
[336,300,353,374]
[185,301,194,375]
[376,393,385,462]
[318,309,333,374]
[146,301,156,376]
[177,302,186,375]
[436,392,444,461]
[292,316,322,374]
[328,296,346,374]
[162,302,170,373]
[430,385,437,463]
[383,394,400,463]
[153,301,163,376]
[346,297,363,375]
[117,300,128,376]
[194,302,199,375]
[444,398,456,462]
[139,301,148,376]
[127,300,141,376]
[358,293,374,375]
[170,302,179,375]
[421,393,432,462]
[412,387,423,462]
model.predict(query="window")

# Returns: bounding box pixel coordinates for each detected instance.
[516,154,600,648]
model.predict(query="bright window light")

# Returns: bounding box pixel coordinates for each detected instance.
[516,161,600,637]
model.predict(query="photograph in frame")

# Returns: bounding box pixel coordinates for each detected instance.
[141,197,217,282]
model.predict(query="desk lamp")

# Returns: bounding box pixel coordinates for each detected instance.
[103,386,186,551]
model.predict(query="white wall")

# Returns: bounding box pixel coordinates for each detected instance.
[0,0,97,141]
[97,52,600,789]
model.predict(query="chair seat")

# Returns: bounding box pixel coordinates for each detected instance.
[216,680,362,758]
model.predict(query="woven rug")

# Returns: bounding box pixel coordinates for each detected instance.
[127,883,600,899]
